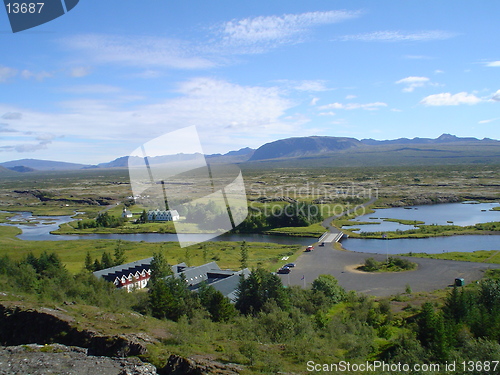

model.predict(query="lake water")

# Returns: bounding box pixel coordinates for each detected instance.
[342,235,500,254]
[2,206,499,253]
[345,202,500,233]
[0,211,316,246]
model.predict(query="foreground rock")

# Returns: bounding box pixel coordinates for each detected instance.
[0,344,157,375]
[163,354,242,375]
[0,303,147,357]
[0,302,247,374]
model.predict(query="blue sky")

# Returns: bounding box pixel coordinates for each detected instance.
[0,0,499,164]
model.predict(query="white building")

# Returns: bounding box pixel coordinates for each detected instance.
[147,209,180,222]
[93,257,153,292]
[121,208,133,218]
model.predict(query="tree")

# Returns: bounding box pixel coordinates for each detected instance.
[198,282,236,322]
[202,244,208,263]
[96,212,111,227]
[101,252,113,269]
[139,210,148,224]
[150,251,171,282]
[240,241,248,270]
[14,263,38,292]
[311,274,346,305]
[85,251,94,271]
[93,259,102,271]
[236,268,289,315]
[113,240,126,266]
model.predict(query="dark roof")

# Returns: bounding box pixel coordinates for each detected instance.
[93,257,153,281]
[173,262,221,286]
[208,269,251,301]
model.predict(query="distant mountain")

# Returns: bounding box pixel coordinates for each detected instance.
[360,133,497,146]
[243,134,500,167]
[249,136,361,161]
[7,166,37,173]
[1,134,498,171]
[0,165,17,175]
[93,147,255,168]
[0,159,89,171]
[223,147,255,157]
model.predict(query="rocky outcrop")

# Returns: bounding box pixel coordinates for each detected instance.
[253,196,297,203]
[0,344,157,375]
[388,195,461,207]
[0,303,243,374]
[13,189,114,206]
[0,303,146,358]
[162,354,242,375]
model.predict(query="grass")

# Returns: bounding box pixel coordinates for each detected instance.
[339,221,500,239]
[400,250,500,264]
[0,225,302,273]
[357,257,417,273]
[383,218,425,225]
[264,222,325,237]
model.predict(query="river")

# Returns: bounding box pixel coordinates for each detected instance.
[2,204,499,253]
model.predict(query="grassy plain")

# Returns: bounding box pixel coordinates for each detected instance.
[0,163,499,272]
[0,163,499,373]
[400,250,500,264]
[0,225,302,273]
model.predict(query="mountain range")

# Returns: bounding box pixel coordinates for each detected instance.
[1,134,499,172]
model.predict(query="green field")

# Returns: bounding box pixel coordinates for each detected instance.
[401,250,500,264]
[0,225,302,273]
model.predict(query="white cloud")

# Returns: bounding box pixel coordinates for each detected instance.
[420,92,482,106]
[485,61,500,67]
[492,90,500,102]
[62,34,215,70]
[70,67,91,77]
[2,112,22,120]
[345,95,357,99]
[293,80,329,92]
[21,69,53,81]
[0,77,299,156]
[310,97,320,106]
[318,111,336,116]
[0,66,17,82]
[319,101,387,110]
[219,10,361,51]
[395,76,430,92]
[340,30,457,42]
[478,118,500,124]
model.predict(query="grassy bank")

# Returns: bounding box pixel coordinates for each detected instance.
[0,226,303,273]
[338,221,500,239]
[400,250,500,264]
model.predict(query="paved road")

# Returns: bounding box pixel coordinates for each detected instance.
[279,245,500,297]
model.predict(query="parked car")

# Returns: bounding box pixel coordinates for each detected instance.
[284,263,296,268]
[277,267,291,274]
[305,245,314,252]
[319,242,325,247]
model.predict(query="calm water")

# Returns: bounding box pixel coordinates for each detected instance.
[342,235,500,254]
[345,202,500,233]
[0,211,315,246]
[2,207,499,252]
